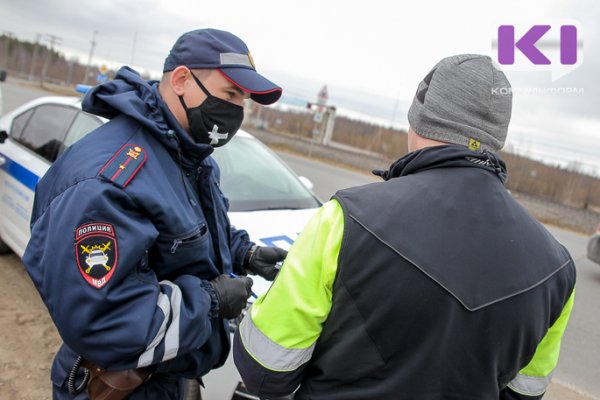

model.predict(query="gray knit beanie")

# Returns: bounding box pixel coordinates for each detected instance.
[407,54,512,152]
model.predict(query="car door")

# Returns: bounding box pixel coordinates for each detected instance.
[0,103,79,257]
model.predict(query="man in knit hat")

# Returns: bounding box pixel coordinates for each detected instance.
[234,54,576,399]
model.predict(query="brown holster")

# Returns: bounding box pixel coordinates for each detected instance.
[82,360,151,400]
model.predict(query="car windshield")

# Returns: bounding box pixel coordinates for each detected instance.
[212,135,320,212]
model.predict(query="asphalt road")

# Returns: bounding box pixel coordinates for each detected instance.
[0,79,58,115]
[2,79,599,398]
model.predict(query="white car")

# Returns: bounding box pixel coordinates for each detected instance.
[0,95,320,399]
[587,222,600,266]
[0,96,104,256]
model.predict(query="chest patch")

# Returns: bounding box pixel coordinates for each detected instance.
[98,144,147,188]
[75,223,118,289]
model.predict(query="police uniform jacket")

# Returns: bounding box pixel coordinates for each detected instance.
[23,66,253,399]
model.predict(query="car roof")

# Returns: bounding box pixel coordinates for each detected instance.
[236,129,252,139]
[21,96,82,108]
[1,96,83,120]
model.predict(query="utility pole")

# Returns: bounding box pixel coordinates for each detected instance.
[130,31,138,66]
[40,34,62,87]
[83,30,98,85]
[2,31,15,69]
[29,33,42,80]
[66,59,75,86]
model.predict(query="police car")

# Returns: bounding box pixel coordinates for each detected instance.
[0,94,320,399]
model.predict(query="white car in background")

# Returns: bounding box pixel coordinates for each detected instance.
[587,222,600,266]
[0,95,320,400]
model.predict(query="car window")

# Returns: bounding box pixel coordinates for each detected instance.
[13,104,78,162]
[63,111,103,148]
[213,136,320,211]
[10,108,35,140]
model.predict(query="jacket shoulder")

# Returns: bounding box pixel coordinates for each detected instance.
[98,143,148,189]
[81,117,152,189]
[34,118,150,213]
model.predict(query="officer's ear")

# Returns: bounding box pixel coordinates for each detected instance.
[169,66,191,96]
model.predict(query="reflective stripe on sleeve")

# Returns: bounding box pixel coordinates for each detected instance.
[507,288,575,396]
[507,372,553,396]
[137,291,171,367]
[160,281,181,361]
[239,310,315,372]
[136,281,182,367]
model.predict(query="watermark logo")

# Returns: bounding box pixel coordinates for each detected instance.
[492,20,583,81]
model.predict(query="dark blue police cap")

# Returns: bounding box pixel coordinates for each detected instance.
[163,28,282,105]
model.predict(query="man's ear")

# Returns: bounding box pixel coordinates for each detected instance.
[169,66,190,96]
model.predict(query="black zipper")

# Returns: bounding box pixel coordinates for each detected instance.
[170,224,208,254]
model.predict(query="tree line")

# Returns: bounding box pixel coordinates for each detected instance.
[2,34,599,214]
[250,104,600,214]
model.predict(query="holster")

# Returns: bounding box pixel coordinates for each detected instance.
[82,360,151,400]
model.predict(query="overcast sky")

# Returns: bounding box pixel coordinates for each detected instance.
[1,0,599,172]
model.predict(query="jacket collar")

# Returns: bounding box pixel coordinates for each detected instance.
[152,84,214,169]
[373,145,507,184]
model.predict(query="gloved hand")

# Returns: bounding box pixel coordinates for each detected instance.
[245,245,288,281]
[210,274,254,319]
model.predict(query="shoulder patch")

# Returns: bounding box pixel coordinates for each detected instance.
[75,222,118,289]
[98,144,147,188]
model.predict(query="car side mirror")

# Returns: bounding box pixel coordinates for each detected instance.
[0,69,6,82]
[0,131,8,144]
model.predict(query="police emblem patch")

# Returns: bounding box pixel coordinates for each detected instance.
[75,223,118,289]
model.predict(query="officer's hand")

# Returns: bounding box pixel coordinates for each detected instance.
[210,275,253,319]
[245,245,288,281]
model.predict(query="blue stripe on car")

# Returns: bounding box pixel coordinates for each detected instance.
[259,235,294,248]
[0,154,40,191]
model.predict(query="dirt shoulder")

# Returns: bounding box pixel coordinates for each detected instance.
[513,192,599,235]
[0,254,61,400]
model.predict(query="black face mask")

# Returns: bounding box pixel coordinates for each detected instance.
[178,73,244,147]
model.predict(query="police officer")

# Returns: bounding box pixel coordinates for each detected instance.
[234,54,576,399]
[23,28,287,399]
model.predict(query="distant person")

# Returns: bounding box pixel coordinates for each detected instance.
[23,28,287,399]
[234,54,576,400]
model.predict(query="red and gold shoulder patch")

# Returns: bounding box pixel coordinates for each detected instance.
[75,223,118,289]
[98,144,147,188]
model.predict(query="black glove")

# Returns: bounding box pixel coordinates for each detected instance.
[245,245,288,281]
[210,274,254,319]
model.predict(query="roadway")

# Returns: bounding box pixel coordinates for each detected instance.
[1,79,599,399]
